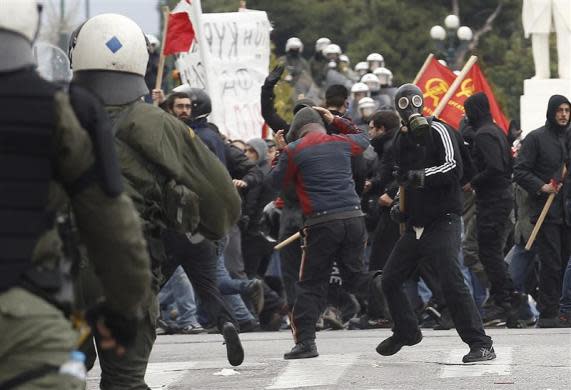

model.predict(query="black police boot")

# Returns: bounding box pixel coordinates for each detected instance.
[462,345,496,363]
[284,340,319,360]
[376,331,422,356]
[222,322,244,366]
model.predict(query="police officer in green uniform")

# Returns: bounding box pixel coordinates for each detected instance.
[0,1,152,389]
[69,13,243,389]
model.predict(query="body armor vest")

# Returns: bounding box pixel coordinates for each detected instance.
[0,68,57,291]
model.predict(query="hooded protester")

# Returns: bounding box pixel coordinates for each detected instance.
[464,92,525,327]
[514,94,571,328]
[269,106,383,360]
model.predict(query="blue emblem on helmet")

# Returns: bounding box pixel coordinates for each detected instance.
[105,37,123,53]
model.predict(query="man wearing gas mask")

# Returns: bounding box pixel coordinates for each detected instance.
[376,84,495,363]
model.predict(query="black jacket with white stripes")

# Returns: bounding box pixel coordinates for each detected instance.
[393,119,463,227]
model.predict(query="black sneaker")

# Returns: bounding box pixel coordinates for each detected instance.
[425,306,454,330]
[559,312,571,328]
[376,332,422,356]
[284,340,319,359]
[537,315,571,328]
[462,346,496,363]
[222,322,244,366]
[482,304,507,327]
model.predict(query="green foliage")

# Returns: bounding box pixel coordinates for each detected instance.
[199,0,534,120]
[270,46,294,124]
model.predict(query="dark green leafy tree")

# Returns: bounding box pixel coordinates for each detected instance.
[188,0,536,120]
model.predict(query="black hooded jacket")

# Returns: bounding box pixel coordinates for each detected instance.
[514,94,570,224]
[465,92,512,195]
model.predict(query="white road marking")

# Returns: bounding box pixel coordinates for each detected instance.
[439,347,512,378]
[145,361,198,389]
[266,353,359,389]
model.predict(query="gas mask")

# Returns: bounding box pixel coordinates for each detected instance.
[395,83,430,140]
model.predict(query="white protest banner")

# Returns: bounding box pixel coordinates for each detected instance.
[176,7,271,141]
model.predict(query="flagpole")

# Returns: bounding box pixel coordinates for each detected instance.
[154,5,171,106]
[191,0,211,93]
[412,53,434,84]
[433,55,478,117]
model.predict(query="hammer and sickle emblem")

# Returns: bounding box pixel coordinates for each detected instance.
[424,78,449,106]
[456,78,474,98]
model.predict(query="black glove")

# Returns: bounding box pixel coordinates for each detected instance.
[86,303,140,349]
[265,64,285,87]
[237,215,250,233]
[393,166,425,189]
[390,203,407,224]
[407,170,425,188]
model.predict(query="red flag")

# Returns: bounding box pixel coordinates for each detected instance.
[415,58,456,119]
[416,58,509,133]
[163,1,195,56]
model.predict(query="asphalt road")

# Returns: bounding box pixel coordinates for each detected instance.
[87,328,571,389]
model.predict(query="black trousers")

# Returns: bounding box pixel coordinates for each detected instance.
[369,207,401,272]
[476,189,515,305]
[535,223,571,317]
[162,231,236,330]
[382,214,491,348]
[291,216,375,343]
[242,231,274,278]
[278,206,304,309]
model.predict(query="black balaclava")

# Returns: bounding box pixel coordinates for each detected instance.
[546,94,571,132]
[464,92,492,129]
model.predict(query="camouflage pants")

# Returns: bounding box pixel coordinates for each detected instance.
[0,288,83,389]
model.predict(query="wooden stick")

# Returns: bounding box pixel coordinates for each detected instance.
[154,6,170,106]
[398,186,406,235]
[433,55,478,117]
[397,53,435,235]
[412,53,435,84]
[274,231,301,251]
[525,165,568,250]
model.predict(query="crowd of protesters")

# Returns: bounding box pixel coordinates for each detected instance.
[151,35,571,339]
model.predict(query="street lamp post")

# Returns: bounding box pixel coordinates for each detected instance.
[430,14,473,70]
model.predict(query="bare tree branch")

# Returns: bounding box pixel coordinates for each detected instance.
[452,1,503,68]
[468,2,503,51]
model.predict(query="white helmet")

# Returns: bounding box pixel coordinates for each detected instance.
[367,52,385,70]
[339,54,350,64]
[146,33,160,48]
[373,67,393,86]
[351,82,369,94]
[69,14,150,105]
[0,0,39,42]
[358,97,376,110]
[361,73,380,92]
[323,44,341,57]
[70,14,148,76]
[285,37,303,52]
[315,37,331,53]
[367,52,384,63]
[355,61,368,72]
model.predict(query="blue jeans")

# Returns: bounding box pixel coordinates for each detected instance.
[158,266,199,328]
[560,256,571,313]
[506,244,538,318]
[215,239,255,323]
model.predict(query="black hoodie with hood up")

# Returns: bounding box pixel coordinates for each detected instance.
[514,94,570,224]
[464,92,512,195]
